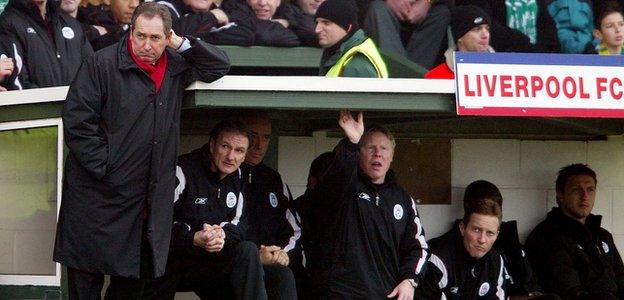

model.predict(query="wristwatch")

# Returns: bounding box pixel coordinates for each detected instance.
[408,279,418,289]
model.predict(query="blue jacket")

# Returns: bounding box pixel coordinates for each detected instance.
[546,0,595,53]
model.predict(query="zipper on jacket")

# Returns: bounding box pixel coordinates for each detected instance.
[375,193,380,206]
[217,188,221,198]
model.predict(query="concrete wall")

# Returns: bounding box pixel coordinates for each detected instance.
[277,135,624,252]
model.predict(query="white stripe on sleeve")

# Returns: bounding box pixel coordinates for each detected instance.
[231,192,244,225]
[174,166,186,203]
[411,197,429,275]
[428,254,448,289]
[496,255,505,299]
[283,209,301,252]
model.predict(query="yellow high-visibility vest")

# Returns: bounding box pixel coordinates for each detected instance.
[326,38,389,78]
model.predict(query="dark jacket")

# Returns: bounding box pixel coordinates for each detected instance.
[53,36,230,278]
[158,0,254,46]
[454,0,560,53]
[0,0,93,88]
[437,220,543,297]
[0,33,21,90]
[274,3,317,47]
[227,0,299,47]
[240,162,301,258]
[307,139,429,298]
[319,29,379,77]
[544,0,595,54]
[172,144,246,254]
[77,4,129,51]
[416,226,507,299]
[526,207,624,299]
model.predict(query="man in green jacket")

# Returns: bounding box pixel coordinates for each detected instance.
[315,0,388,78]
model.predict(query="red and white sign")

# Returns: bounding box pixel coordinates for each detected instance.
[455,53,624,118]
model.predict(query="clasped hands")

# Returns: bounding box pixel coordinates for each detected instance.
[193,223,226,252]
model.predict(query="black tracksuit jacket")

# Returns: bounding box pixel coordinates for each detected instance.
[307,139,429,298]
[0,0,92,88]
[416,225,507,299]
[172,144,246,254]
[526,207,624,299]
[240,162,301,258]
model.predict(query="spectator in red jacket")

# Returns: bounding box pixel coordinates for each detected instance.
[425,5,494,79]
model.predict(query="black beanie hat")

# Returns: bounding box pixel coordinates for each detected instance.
[451,5,491,43]
[315,0,359,32]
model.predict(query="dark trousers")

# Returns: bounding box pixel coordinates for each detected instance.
[363,0,450,69]
[66,229,156,300]
[264,264,298,300]
[155,241,268,300]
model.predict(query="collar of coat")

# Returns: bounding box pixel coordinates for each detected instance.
[547,207,603,245]
[117,34,188,76]
[357,167,397,192]
[320,29,367,69]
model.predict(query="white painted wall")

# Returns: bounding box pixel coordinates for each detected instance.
[0,128,58,277]
[277,135,624,253]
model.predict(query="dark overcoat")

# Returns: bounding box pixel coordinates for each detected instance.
[54,36,230,278]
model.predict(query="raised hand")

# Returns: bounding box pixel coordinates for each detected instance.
[338,110,364,144]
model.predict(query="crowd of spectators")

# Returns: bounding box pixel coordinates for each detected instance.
[2,0,624,91]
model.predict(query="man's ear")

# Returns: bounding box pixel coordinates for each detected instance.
[209,138,215,154]
[555,190,563,206]
[594,29,603,41]
[459,221,466,237]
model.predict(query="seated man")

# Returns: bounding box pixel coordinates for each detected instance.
[454,0,560,53]
[240,114,300,299]
[431,180,557,299]
[158,120,268,300]
[593,0,624,55]
[425,5,494,79]
[76,0,138,50]
[157,0,255,46]
[526,164,624,299]
[362,0,450,69]
[315,0,388,77]
[244,0,301,46]
[0,0,93,88]
[415,197,506,299]
[306,110,428,298]
[289,0,324,46]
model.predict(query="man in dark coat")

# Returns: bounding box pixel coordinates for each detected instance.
[415,198,507,299]
[306,110,429,299]
[53,2,230,298]
[362,0,450,69]
[157,120,267,300]
[0,0,93,88]
[240,114,300,299]
[156,0,255,46]
[526,164,624,299]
